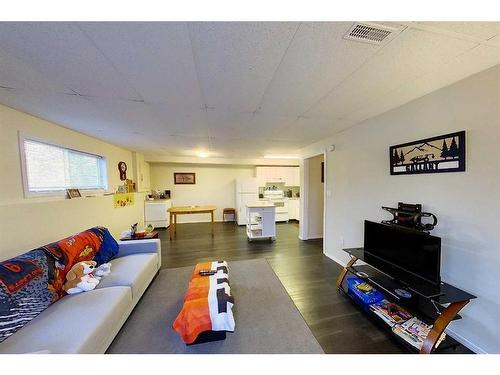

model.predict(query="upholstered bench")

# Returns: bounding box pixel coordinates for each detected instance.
[173,261,235,345]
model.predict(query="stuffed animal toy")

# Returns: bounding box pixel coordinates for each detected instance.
[92,263,111,280]
[63,260,100,294]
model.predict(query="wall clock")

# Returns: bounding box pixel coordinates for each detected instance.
[118,161,127,181]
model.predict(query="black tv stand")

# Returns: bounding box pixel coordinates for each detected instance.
[337,247,477,354]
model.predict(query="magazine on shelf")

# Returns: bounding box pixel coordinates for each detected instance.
[391,317,446,350]
[369,299,413,325]
[393,324,423,349]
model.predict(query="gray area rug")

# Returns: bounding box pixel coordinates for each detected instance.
[108,258,324,354]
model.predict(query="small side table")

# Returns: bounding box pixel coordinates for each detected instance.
[120,231,159,241]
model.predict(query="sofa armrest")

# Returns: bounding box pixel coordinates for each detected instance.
[116,239,162,269]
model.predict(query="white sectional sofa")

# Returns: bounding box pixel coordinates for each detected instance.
[0,239,161,354]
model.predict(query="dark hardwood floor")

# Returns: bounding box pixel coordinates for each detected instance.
[157,221,471,354]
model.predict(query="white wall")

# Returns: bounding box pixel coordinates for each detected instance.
[0,104,146,260]
[150,162,254,223]
[305,154,324,239]
[300,64,500,354]
[132,152,151,193]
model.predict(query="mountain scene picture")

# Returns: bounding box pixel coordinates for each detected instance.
[390,131,466,175]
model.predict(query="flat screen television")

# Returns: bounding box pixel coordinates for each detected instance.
[363,220,441,286]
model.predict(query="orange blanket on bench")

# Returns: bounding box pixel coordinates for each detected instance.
[172,261,235,344]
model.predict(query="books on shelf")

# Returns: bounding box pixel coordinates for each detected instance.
[392,317,430,349]
[369,301,447,350]
[392,317,446,350]
[369,299,413,326]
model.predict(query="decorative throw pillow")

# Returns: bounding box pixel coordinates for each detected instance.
[0,249,59,344]
[41,228,104,295]
[92,227,119,265]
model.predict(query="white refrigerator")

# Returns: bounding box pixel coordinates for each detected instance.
[235,177,259,225]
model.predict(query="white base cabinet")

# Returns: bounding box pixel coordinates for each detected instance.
[288,199,300,221]
[144,199,172,228]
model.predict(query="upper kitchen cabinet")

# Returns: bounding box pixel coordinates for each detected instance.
[256,166,300,186]
[286,166,300,186]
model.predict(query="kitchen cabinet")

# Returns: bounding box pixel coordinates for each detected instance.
[288,198,300,221]
[257,167,284,183]
[256,166,300,186]
[286,167,300,186]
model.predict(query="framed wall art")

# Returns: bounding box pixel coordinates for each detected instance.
[66,188,81,199]
[174,172,196,184]
[390,131,466,175]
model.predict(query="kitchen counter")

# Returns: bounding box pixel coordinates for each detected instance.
[247,202,275,208]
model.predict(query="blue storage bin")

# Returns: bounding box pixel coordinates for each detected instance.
[346,277,384,309]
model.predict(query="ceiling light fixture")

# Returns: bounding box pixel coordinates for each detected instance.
[264,155,300,160]
[198,151,209,158]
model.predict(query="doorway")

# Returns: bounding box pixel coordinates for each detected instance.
[300,153,325,241]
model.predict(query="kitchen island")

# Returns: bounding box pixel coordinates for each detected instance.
[246,202,276,242]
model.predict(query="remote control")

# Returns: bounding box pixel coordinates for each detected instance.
[199,270,216,276]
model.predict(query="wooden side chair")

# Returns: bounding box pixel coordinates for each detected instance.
[223,208,237,224]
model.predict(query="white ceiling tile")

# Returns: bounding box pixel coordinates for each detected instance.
[188,22,298,112]
[206,111,255,138]
[148,102,209,137]
[160,135,211,156]
[415,22,500,41]
[0,47,70,94]
[207,111,295,140]
[345,44,500,124]
[281,117,354,145]
[0,89,162,148]
[78,22,204,109]
[0,22,140,99]
[308,28,477,119]
[258,22,381,116]
[209,137,303,158]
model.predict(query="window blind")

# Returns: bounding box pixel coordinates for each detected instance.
[23,139,107,193]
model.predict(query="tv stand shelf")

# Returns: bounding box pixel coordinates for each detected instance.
[337,248,476,354]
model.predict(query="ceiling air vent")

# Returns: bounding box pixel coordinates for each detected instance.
[344,22,400,45]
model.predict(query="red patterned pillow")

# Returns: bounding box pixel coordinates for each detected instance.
[41,228,103,295]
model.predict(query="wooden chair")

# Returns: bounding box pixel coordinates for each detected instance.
[223,208,236,224]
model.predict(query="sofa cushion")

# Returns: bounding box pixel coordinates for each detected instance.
[93,227,119,266]
[96,253,158,299]
[0,286,131,354]
[0,249,59,344]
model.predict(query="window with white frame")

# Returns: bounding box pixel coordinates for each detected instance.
[21,138,108,196]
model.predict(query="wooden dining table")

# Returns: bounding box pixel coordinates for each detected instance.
[167,205,217,240]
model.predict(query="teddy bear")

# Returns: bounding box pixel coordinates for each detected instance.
[92,263,111,280]
[63,260,100,294]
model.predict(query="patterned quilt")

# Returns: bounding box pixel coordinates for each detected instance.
[0,227,110,344]
[173,261,235,344]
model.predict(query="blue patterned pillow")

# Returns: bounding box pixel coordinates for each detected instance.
[0,249,58,343]
[92,227,119,265]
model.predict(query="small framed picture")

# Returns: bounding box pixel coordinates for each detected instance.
[66,188,81,199]
[174,172,196,184]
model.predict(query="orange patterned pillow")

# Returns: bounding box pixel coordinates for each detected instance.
[41,228,104,295]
